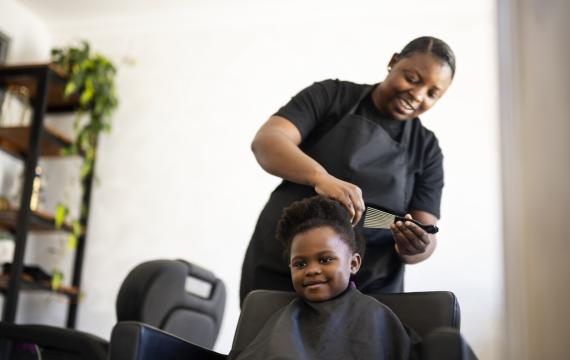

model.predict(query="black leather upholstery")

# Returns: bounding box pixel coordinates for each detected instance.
[373,291,461,337]
[422,327,478,360]
[109,321,226,360]
[116,259,226,348]
[109,290,477,360]
[0,322,108,360]
[0,259,226,359]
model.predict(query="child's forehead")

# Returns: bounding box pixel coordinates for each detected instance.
[290,226,350,255]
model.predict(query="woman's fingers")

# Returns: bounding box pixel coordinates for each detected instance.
[313,174,364,225]
[347,189,365,225]
[342,196,356,223]
[338,192,362,225]
[393,230,419,254]
[391,219,430,255]
[404,219,431,245]
[401,214,431,245]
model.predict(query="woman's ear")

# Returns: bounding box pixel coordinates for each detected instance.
[350,253,362,275]
[388,52,400,70]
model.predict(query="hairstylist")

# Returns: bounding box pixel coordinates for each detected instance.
[240,36,455,304]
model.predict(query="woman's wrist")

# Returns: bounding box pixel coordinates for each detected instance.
[307,169,329,188]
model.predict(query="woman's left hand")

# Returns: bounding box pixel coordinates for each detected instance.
[390,211,438,264]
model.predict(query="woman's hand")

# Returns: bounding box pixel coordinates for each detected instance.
[312,173,365,225]
[391,211,438,264]
[252,116,364,225]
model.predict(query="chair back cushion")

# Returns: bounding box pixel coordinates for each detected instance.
[372,291,460,338]
[116,259,226,349]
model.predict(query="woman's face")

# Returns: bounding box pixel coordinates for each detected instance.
[374,52,453,121]
[289,226,361,302]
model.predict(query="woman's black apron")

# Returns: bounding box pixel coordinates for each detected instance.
[240,85,414,304]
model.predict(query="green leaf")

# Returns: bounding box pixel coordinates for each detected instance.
[64,82,77,97]
[51,271,63,291]
[80,85,94,105]
[80,161,93,179]
[50,40,118,196]
[71,220,82,237]
[85,147,95,160]
[54,203,68,229]
[66,233,77,250]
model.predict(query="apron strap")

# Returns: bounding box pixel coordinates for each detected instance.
[301,84,374,150]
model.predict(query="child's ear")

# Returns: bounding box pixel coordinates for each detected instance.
[350,253,362,275]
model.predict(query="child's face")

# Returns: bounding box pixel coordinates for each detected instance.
[289,226,361,302]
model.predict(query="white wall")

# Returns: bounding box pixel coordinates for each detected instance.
[10,0,501,358]
[0,0,51,62]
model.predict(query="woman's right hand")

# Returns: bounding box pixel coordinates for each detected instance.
[312,173,365,225]
[252,116,365,224]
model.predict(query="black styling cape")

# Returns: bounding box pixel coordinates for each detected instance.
[230,287,417,360]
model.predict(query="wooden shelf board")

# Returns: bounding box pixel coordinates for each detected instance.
[0,209,73,233]
[0,63,80,113]
[0,273,78,297]
[0,64,67,78]
[0,125,74,157]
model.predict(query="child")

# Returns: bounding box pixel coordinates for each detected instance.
[232,196,415,359]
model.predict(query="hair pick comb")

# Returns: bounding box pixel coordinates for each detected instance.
[362,205,439,234]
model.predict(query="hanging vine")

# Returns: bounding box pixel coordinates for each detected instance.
[49,41,119,290]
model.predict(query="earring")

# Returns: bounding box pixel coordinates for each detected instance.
[387,66,392,72]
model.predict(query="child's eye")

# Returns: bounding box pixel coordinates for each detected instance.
[319,257,335,264]
[292,260,306,269]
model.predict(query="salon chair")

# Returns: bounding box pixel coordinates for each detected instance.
[0,259,226,359]
[108,290,477,360]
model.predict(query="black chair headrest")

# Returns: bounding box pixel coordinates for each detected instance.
[115,259,226,348]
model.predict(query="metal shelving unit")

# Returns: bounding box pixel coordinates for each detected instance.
[0,63,95,328]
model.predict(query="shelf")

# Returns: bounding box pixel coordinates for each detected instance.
[0,273,78,297]
[0,125,74,158]
[0,209,73,233]
[0,62,93,327]
[0,63,80,113]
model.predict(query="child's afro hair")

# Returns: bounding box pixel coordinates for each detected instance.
[277,195,365,260]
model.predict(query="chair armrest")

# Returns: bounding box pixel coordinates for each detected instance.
[109,321,227,360]
[421,327,478,360]
[0,321,108,360]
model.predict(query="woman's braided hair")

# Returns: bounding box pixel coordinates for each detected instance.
[400,36,456,78]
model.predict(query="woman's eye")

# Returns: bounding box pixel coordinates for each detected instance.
[405,74,420,84]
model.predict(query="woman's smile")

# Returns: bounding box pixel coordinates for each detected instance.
[394,95,415,115]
